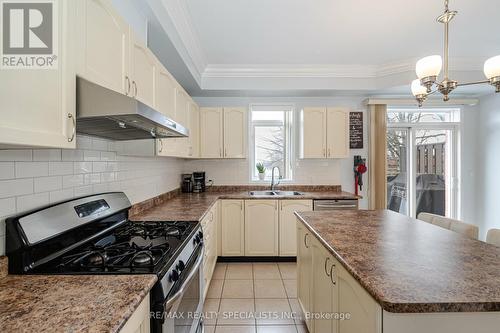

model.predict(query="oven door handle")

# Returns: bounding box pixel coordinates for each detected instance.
[164,249,203,311]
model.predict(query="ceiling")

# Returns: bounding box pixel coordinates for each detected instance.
[145,0,500,96]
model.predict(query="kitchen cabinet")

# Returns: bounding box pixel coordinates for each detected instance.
[202,203,218,298]
[0,0,76,149]
[119,293,150,333]
[200,107,247,158]
[200,108,224,158]
[175,88,190,127]
[221,200,245,256]
[300,107,350,159]
[297,221,314,332]
[76,0,129,96]
[338,262,381,333]
[155,64,177,120]
[312,239,339,333]
[188,101,200,158]
[223,107,247,158]
[279,200,313,256]
[129,30,156,108]
[245,200,279,256]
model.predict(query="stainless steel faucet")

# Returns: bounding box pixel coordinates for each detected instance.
[270,166,281,191]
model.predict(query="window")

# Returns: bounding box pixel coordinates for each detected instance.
[250,105,294,181]
[386,108,460,219]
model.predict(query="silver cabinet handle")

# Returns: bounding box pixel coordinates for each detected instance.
[132,81,137,97]
[158,139,163,153]
[325,257,331,277]
[315,204,358,209]
[125,76,130,95]
[224,147,227,157]
[304,233,309,248]
[328,148,331,157]
[330,264,336,285]
[323,148,326,157]
[67,113,75,142]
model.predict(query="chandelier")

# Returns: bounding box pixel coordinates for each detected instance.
[411,0,500,106]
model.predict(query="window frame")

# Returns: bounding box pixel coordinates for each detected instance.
[248,104,295,183]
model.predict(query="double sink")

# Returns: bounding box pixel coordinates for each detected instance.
[248,190,304,197]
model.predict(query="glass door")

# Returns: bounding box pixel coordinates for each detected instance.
[387,129,409,215]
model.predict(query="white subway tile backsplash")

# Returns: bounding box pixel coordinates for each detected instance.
[74,185,93,197]
[0,149,32,161]
[0,162,15,180]
[83,150,100,161]
[62,149,83,161]
[76,135,92,150]
[16,192,49,212]
[15,162,48,178]
[84,173,101,185]
[48,161,74,176]
[100,151,116,161]
[34,176,63,193]
[0,197,16,219]
[74,161,92,174]
[92,162,107,173]
[0,178,33,198]
[92,138,109,151]
[62,174,85,188]
[33,149,61,161]
[49,188,74,203]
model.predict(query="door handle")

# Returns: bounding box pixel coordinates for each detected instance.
[330,264,337,285]
[132,81,138,97]
[328,148,331,157]
[325,257,331,277]
[304,233,309,248]
[158,139,163,153]
[67,113,75,143]
[125,76,130,95]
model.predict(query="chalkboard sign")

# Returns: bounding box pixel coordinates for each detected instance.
[350,112,363,149]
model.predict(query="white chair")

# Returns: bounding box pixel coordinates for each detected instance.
[417,212,435,224]
[486,229,500,247]
[417,212,479,240]
[432,216,453,230]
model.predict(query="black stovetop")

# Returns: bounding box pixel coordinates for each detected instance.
[33,221,197,275]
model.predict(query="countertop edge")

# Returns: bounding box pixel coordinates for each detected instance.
[294,212,500,314]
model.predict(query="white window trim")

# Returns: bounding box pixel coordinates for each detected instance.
[248,104,295,183]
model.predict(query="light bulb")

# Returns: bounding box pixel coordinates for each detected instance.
[411,79,427,96]
[416,55,443,79]
[484,55,500,79]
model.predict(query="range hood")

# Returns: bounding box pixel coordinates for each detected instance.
[76,78,188,140]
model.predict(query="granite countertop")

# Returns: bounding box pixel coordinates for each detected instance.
[130,186,359,222]
[295,209,500,313]
[0,258,157,333]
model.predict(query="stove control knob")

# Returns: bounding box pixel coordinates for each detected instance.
[197,231,204,239]
[176,260,186,272]
[169,269,180,282]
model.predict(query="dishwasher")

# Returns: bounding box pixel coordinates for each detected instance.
[313,199,359,210]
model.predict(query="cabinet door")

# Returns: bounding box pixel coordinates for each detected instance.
[245,200,279,256]
[155,64,177,120]
[279,200,313,256]
[76,0,129,95]
[313,243,339,333]
[188,101,200,158]
[200,108,224,158]
[297,221,314,331]
[0,0,76,149]
[327,108,350,159]
[301,107,327,158]
[129,31,156,108]
[221,200,245,256]
[338,264,382,333]
[175,88,189,127]
[223,107,247,158]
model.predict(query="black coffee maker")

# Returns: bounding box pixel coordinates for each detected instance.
[193,172,206,193]
[181,174,193,193]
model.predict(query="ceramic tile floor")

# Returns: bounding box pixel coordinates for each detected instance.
[203,262,308,333]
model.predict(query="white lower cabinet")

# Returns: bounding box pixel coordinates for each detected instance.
[279,200,313,256]
[202,203,218,298]
[297,219,382,333]
[220,200,245,256]
[245,200,279,256]
[119,294,150,333]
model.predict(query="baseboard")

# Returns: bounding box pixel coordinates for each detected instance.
[217,256,296,263]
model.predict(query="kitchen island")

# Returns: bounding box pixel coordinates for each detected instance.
[295,209,500,333]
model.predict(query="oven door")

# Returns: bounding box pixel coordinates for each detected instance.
[162,245,204,333]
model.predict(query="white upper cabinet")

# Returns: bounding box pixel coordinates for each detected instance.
[301,107,327,158]
[327,107,350,158]
[245,200,279,256]
[76,0,129,95]
[155,65,177,120]
[200,107,247,159]
[175,88,189,127]
[0,0,76,149]
[129,30,156,108]
[223,107,247,158]
[200,108,224,158]
[188,101,200,158]
[301,107,350,159]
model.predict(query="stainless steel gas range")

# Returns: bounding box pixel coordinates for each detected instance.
[5,192,204,333]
